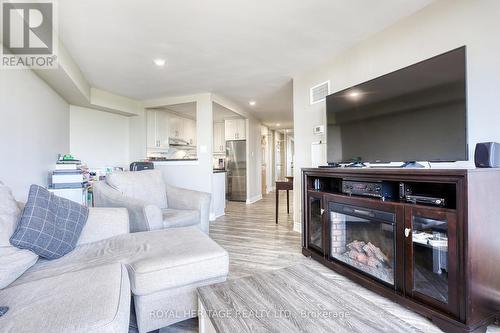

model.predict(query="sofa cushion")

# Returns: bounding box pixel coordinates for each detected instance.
[162,208,200,228]
[11,227,229,296]
[0,263,130,333]
[106,169,168,209]
[0,247,38,289]
[0,182,38,289]
[0,182,21,247]
[77,208,129,246]
[10,185,89,260]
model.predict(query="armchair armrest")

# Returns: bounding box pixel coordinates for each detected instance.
[93,181,163,232]
[166,184,211,234]
[78,208,129,245]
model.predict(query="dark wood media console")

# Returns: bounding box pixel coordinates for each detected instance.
[301,168,500,333]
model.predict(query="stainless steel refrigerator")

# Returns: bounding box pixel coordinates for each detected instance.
[226,140,247,201]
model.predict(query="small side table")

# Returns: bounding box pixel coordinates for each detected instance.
[275,178,293,224]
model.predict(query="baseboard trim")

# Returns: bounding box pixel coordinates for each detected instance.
[210,212,225,221]
[246,194,262,205]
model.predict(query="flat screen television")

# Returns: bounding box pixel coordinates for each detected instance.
[326,46,467,165]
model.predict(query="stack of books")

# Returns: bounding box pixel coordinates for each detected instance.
[48,159,89,205]
[51,161,84,189]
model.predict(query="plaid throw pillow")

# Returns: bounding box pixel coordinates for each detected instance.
[10,185,89,260]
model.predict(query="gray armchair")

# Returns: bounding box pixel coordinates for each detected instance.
[93,169,210,234]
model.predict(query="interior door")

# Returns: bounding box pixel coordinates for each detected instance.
[404,206,459,317]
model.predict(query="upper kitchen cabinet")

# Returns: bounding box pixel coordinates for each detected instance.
[168,114,196,145]
[213,122,225,153]
[146,102,198,160]
[168,114,184,139]
[225,119,246,140]
[147,109,170,150]
[183,118,196,145]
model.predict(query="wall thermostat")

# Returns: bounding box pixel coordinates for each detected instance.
[313,125,324,135]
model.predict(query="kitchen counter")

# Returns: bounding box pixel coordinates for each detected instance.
[149,158,198,161]
[151,159,199,166]
[211,171,226,219]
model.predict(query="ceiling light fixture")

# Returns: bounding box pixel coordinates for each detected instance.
[153,58,166,67]
[249,101,256,106]
[276,123,281,127]
[347,90,362,99]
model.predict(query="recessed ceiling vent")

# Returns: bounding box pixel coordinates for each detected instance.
[310,81,330,105]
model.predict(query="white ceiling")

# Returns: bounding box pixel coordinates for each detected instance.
[213,103,243,122]
[58,0,433,129]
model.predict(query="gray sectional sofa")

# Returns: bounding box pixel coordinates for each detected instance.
[0,185,229,332]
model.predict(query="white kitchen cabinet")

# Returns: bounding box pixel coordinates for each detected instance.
[213,122,225,153]
[236,119,246,140]
[156,111,170,148]
[168,114,184,139]
[147,110,157,149]
[147,110,169,150]
[225,119,246,141]
[183,118,196,145]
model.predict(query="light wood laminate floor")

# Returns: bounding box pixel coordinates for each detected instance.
[159,192,500,333]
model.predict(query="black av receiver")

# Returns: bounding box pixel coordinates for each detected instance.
[342,180,396,199]
[405,194,446,207]
[399,182,447,207]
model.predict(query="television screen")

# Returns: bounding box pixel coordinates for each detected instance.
[326,47,467,164]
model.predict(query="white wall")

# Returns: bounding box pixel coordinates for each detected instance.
[261,125,273,194]
[129,108,147,163]
[69,105,130,169]
[292,0,500,232]
[0,70,69,200]
[285,133,294,177]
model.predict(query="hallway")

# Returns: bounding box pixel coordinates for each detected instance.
[210,191,302,279]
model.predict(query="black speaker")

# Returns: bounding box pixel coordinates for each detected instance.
[474,142,500,168]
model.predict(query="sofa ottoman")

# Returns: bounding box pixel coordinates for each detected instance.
[128,227,229,332]
[0,263,130,333]
[10,226,229,333]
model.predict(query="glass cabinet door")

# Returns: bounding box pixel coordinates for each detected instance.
[405,207,459,316]
[307,195,324,254]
